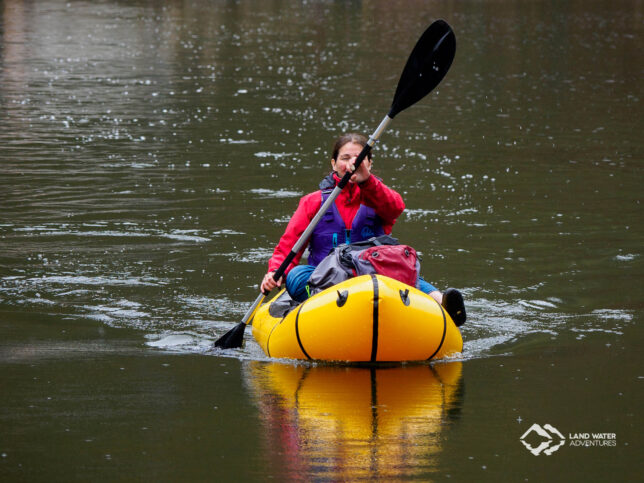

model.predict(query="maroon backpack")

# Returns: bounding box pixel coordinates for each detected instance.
[355,244,419,286]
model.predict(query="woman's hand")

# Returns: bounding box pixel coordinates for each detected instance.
[332,142,372,184]
[348,159,372,184]
[261,270,282,294]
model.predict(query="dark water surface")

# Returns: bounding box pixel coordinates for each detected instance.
[1,0,641,480]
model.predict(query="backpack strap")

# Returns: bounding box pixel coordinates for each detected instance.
[350,234,399,248]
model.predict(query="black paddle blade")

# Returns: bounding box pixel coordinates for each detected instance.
[389,19,456,118]
[214,322,246,349]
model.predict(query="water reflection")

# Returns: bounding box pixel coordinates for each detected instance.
[245,361,463,480]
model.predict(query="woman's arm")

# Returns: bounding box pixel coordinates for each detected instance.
[358,175,406,226]
[267,191,321,274]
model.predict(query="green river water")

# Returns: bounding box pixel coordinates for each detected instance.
[1,0,641,481]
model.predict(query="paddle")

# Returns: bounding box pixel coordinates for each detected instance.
[215,19,456,349]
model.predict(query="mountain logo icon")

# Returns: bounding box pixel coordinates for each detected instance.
[520,423,566,456]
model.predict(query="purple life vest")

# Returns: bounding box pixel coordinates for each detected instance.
[307,189,385,266]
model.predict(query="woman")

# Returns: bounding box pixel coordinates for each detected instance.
[260,133,465,325]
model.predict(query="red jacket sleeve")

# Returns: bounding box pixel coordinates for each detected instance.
[267,191,321,275]
[358,175,405,234]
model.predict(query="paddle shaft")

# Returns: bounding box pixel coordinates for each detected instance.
[240,115,393,325]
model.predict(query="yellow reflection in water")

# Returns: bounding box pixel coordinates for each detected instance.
[245,361,463,480]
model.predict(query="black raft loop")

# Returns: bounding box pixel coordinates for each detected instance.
[336,290,349,307]
[399,288,410,306]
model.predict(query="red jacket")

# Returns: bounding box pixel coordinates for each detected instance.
[268,173,405,274]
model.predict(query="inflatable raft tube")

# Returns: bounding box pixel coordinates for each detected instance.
[252,274,463,362]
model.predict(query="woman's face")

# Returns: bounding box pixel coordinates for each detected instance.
[331,142,372,178]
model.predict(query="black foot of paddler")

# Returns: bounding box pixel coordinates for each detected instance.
[442,288,466,327]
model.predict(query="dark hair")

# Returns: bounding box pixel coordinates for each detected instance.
[331,133,372,161]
